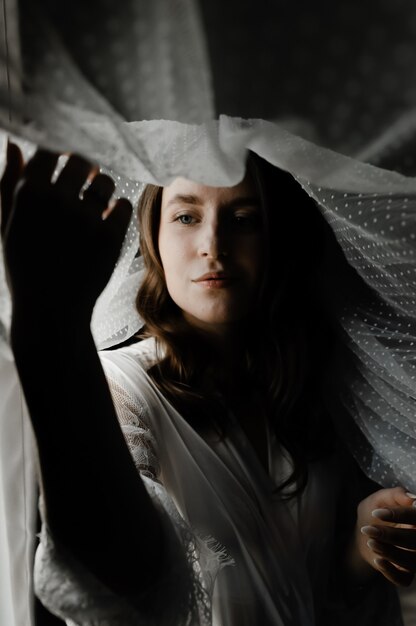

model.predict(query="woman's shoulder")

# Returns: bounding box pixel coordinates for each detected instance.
[97,337,163,415]
[99,336,158,371]
[98,337,160,401]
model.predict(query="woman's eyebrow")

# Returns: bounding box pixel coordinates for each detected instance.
[165,194,201,208]
[225,196,260,209]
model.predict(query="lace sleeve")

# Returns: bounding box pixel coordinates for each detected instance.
[33,360,231,626]
[107,374,160,482]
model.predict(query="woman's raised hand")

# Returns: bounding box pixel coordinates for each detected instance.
[354,486,416,587]
[0,142,132,319]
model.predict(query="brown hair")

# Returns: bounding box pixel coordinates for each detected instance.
[135,152,335,497]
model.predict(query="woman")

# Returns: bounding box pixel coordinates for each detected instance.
[1,141,416,625]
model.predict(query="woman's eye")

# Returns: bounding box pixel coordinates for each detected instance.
[232,213,261,231]
[176,214,195,225]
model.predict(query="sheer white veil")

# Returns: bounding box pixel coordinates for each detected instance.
[2,0,416,624]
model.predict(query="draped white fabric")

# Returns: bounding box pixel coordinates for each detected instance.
[33,339,403,625]
[0,336,37,626]
[1,0,416,623]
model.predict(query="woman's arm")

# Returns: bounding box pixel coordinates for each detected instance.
[1,143,165,599]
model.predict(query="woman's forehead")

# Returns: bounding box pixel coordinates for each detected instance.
[161,173,257,207]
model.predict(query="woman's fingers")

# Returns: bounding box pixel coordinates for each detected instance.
[83,173,116,211]
[361,500,416,580]
[23,148,60,184]
[372,505,416,525]
[367,538,416,573]
[372,557,415,587]
[356,488,416,587]
[0,141,24,239]
[388,487,416,508]
[103,197,133,245]
[56,154,95,197]
[362,524,416,549]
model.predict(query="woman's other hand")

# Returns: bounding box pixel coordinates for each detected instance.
[352,486,416,587]
[1,142,132,319]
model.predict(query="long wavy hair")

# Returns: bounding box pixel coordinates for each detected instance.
[135,152,336,498]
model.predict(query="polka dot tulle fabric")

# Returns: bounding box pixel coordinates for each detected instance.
[2,0,416,493]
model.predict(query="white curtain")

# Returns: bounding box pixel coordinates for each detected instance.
[2,1,416,623]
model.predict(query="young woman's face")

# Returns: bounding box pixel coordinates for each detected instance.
[158,174,266,334]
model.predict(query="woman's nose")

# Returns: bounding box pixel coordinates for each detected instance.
[198,221,228,258]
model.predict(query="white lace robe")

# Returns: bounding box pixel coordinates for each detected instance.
[33,338,403,626]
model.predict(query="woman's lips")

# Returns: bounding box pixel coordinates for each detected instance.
[193,273,235,288]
